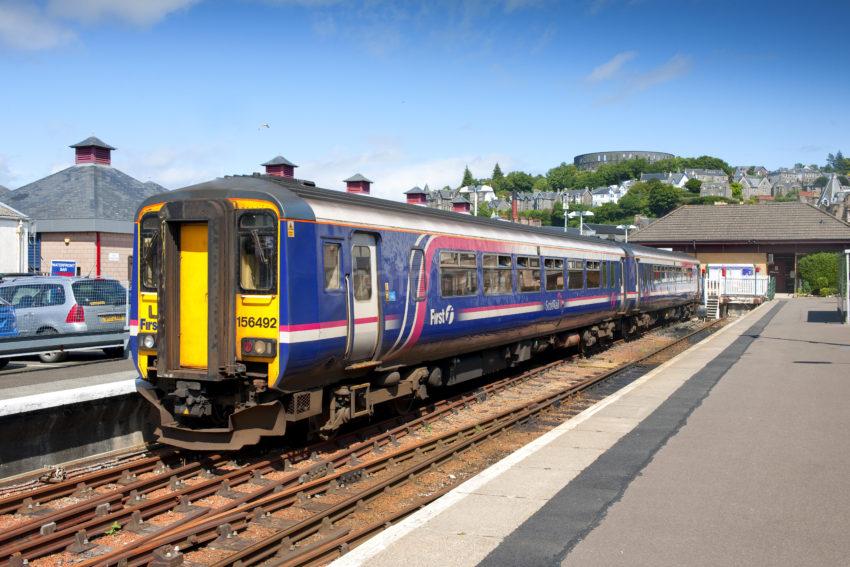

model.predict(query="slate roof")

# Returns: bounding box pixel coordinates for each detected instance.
[640,173,668,182]
[261,155,296,167]
[404,186,426,195]
[8,164,166,233]
[631,203,850,243]
[69,136,115,150]
[0,201,27,220]
[452,195,470,204]
[585,223,625,235]
[344,173,372,183]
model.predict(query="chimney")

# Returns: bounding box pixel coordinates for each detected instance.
[404,186,427,206]
[452,195,471,215]
[262,155,297,178]
[511,191,518,222]
[344,173,373,195]
[70,136,115,166]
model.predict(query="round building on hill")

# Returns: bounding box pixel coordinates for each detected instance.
[574,151,675,171]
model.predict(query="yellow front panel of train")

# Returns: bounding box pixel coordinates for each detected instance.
[179,223,209,368]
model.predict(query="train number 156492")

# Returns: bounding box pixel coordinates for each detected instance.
[236,316,277,329]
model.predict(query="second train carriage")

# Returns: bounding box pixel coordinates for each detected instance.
[131,175,700,449]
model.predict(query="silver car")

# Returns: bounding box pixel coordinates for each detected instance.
[0,276,127,362]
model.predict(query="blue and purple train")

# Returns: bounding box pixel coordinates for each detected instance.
[131,175,700,449]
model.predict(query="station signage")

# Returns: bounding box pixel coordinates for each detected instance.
[50,260,77,277]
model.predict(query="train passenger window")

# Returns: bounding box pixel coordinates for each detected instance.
[409,249,427,301]
[586,261,601,288]
[323,242,341,291]
[353,245,372,300]
[601,261,608,288]
[140,214,160,292]
[440,251,478,297]
[483,254,513,295]
[544,258,565,291]
[567,260,584,290]
[516,256,541,292]
[239,212,277,292]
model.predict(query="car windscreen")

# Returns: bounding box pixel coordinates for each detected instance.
[71,280,127,307]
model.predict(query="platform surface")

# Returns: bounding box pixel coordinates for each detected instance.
[333,298,850,567]
[0,357,135,415]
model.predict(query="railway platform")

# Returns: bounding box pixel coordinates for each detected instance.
[333,297,850,567]
[0,359,143,479]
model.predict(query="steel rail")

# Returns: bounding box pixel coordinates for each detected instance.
[84,320,721,567]
[1,351,565,564]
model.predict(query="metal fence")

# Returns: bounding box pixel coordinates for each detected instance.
[0,276,129,361]
[703,276,774,304]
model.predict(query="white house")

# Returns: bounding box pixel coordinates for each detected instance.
[0,201,30,273]
[591,185,626,207]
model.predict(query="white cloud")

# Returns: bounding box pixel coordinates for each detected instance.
[631,53,691,91]
[586,50,637,83]
[598,53,692,104]
[0,2,74,50]
[48,0,200,26]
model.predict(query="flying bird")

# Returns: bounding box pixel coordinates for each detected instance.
[258,123,270,130]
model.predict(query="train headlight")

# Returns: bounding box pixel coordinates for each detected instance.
[242,338,276,358]
[140,334,156,350]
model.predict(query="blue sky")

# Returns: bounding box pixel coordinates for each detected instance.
[0,0,847,199]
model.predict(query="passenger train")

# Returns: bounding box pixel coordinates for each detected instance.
[130,175,700,450]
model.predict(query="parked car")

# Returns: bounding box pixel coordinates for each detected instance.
[0,276,126,363]
[0,297,19,369]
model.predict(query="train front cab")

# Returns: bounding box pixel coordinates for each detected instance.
[133,196,286,450]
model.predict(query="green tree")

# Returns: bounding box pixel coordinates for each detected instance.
[532,177,551,193]
[647,183,682,217]
[813,176,829,188]
[500,171,536,193]
[492,163,504,180]
[546,162,579,190]
[747,166,756,175]
[476,202,492,218]
[684,178,702,193]
[798,252,839,295]
[593,202,623,223]
[460,166,475,188]
[794,163,804,169]
[730,182,743,200]
[551,200,565,227]
[618,183,650,217]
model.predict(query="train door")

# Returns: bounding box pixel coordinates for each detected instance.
[634,259,641,309]
[619,258,626,311]
[178,223,209,368]
[348,233,380,361]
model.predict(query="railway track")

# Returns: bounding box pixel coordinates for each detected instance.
[1,318,721,567]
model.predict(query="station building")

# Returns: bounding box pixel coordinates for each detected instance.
[6,137,165,281]
[630,202,850,293]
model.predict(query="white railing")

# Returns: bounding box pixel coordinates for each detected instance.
[704,276,771,301]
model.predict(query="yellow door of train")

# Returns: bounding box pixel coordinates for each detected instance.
[179,223,209,368]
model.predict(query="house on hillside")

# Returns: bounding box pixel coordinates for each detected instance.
[741,175,772,198]
[686,168,730,198]
[590,186,624,207]
[639,172,688,188]
[7,136,166,280]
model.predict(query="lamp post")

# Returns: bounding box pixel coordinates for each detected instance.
[568,210,594,235]
[470,184,480,216]
[617,224,638,243]
[561,192,570,232]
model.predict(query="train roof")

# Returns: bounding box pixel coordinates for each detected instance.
[138,174,697,264]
